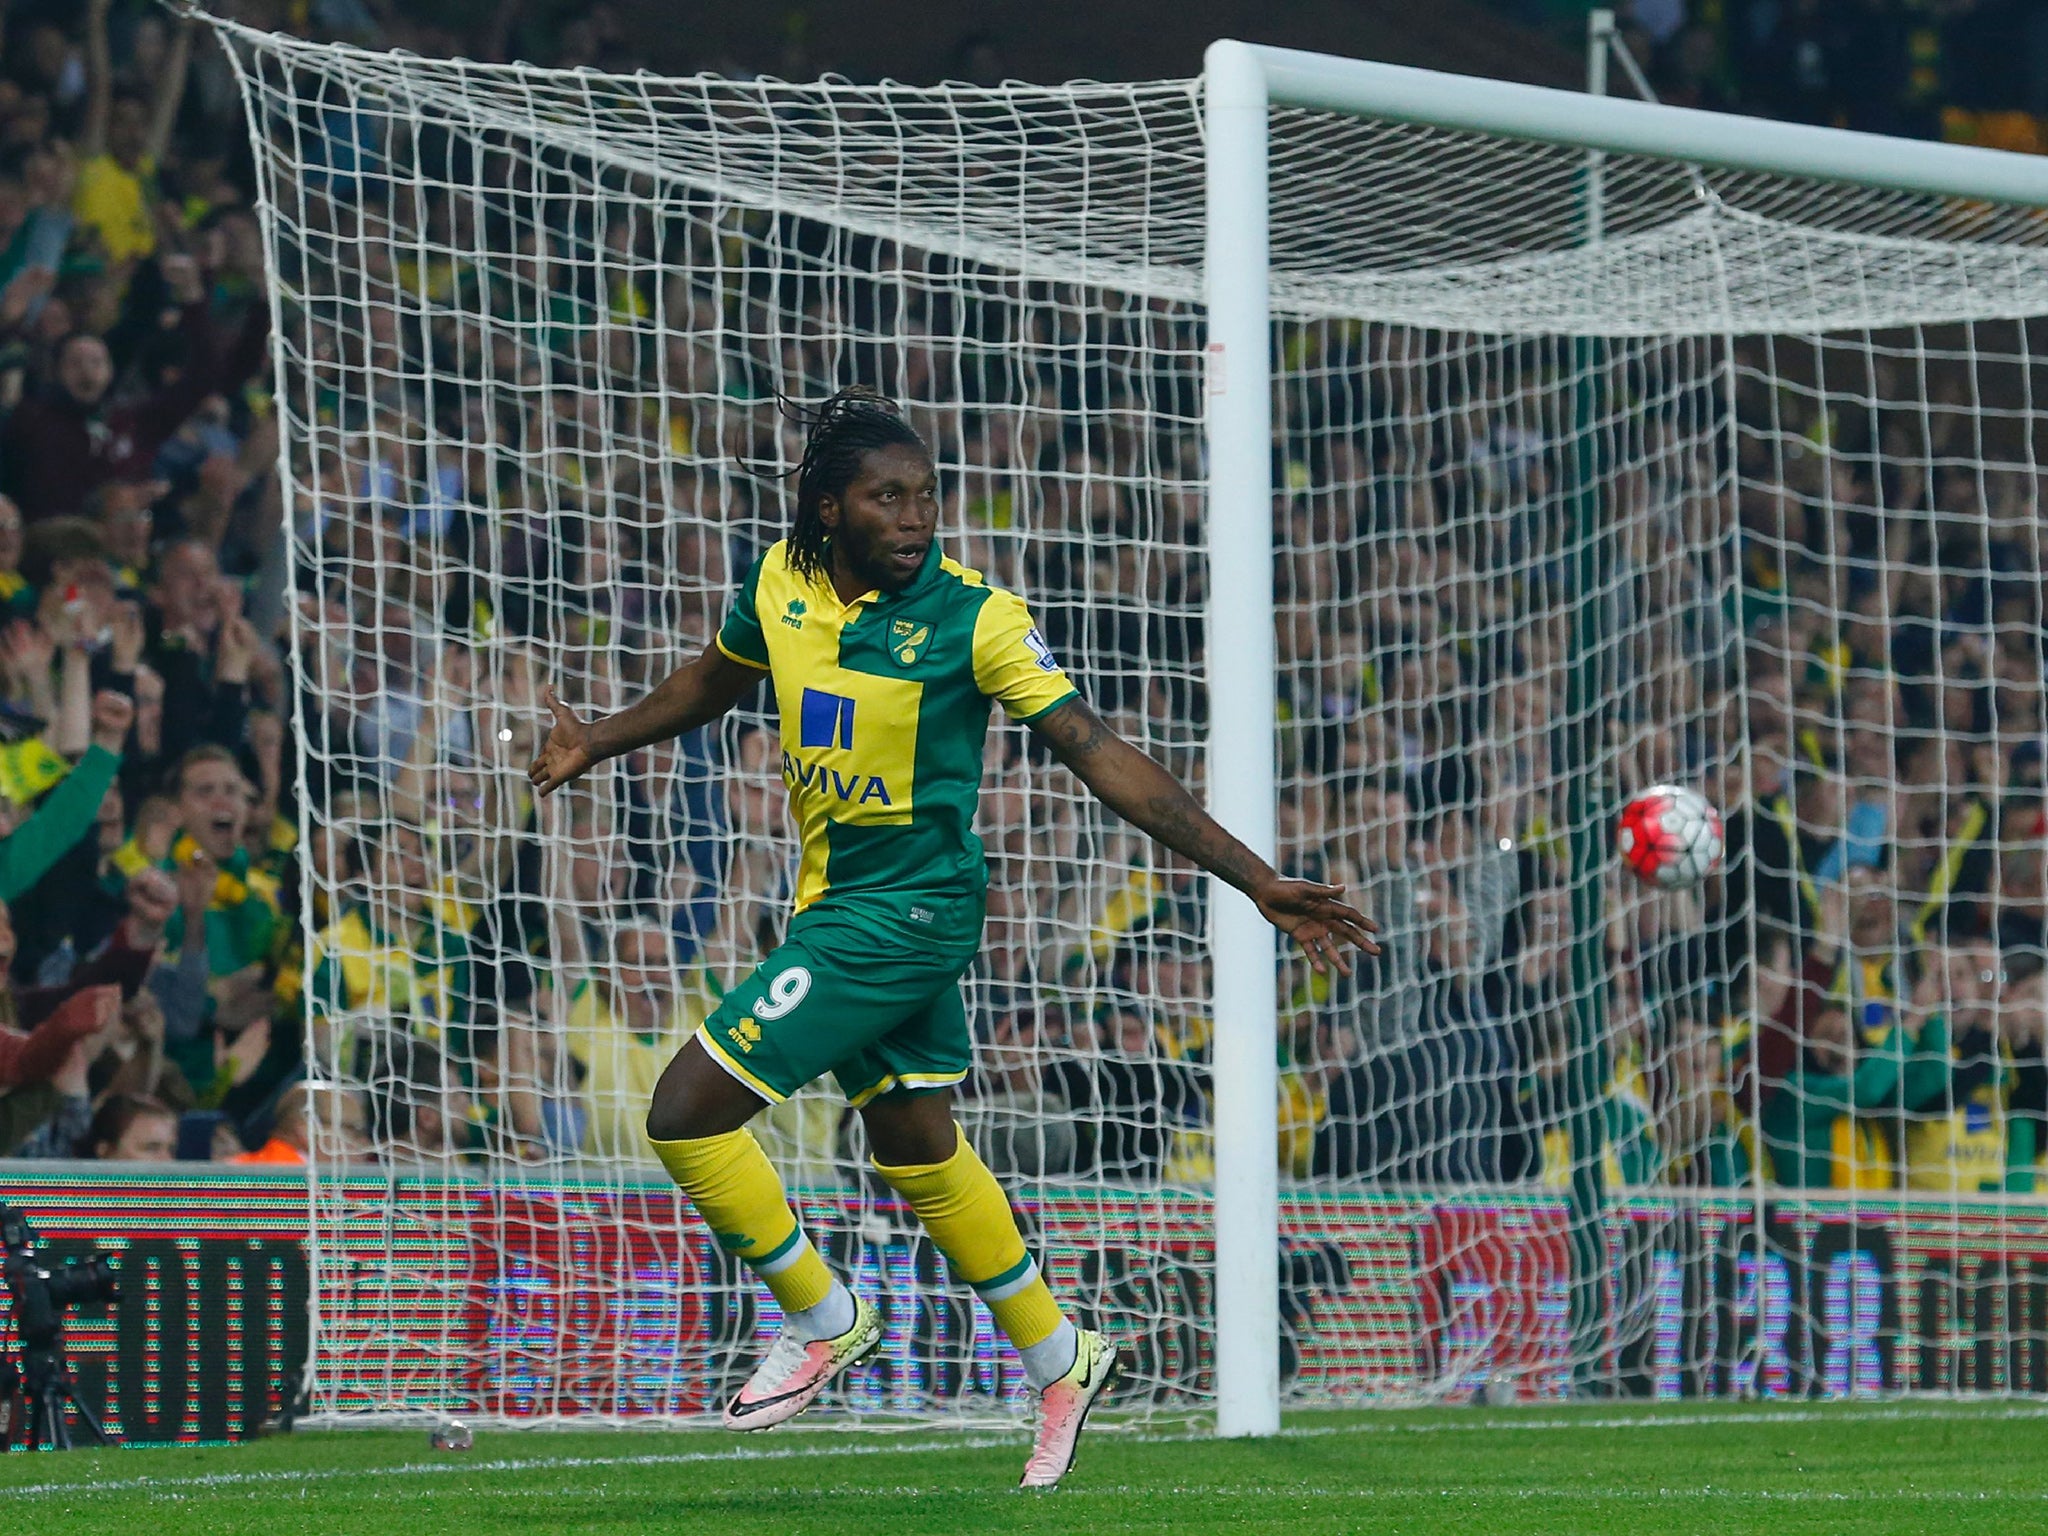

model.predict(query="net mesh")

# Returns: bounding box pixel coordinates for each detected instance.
[211,15,2048,1420]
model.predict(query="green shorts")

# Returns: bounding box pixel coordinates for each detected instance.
[695,905,981,1108]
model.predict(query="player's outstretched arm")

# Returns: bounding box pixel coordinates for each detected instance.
[1029,696,1378,975]
[528,645,764,797]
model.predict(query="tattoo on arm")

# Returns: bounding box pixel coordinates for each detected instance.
[1032,698,1270,895]
[1033,697,1112,760]
[1139,788,1267,893]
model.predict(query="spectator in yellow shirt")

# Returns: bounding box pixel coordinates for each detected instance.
[562,922,707,1161]
[73,0,193,267]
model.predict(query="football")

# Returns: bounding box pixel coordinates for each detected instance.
[1615,784,1725,888]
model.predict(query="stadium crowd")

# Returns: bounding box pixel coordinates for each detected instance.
[1614,0,2048,145]
[0,0,2041,1207]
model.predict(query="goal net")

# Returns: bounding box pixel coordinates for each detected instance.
[208,15,2048,1422]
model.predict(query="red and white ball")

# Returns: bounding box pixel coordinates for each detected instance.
[1615,784,1725,889]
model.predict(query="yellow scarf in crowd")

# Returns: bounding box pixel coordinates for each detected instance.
[0,738,70,804]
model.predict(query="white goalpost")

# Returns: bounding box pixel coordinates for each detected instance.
[204,10,2048,1435]
[1203,42,1282,1438]
[1199,40,2048,1435]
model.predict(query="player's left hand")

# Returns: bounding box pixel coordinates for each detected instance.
[529,684,596,797]
[1252,877,1379,976]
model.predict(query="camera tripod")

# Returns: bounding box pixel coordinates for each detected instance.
[1,1205,120,1450]
[2,1339,111,1450]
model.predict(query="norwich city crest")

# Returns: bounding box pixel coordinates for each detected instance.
[890,618,931,667]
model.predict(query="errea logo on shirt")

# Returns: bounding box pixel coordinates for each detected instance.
[781,599,807,630]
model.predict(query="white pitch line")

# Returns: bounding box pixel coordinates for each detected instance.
[1047,1485,2048,1503]
[0,1436,1015,1501]
[632,1485,2048,1505]
[49,1479,2048,1509]
[4,1401,2043,1502]
[1329,1402,2048,1435]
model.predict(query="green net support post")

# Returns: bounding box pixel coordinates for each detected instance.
[1561,331,1613,1390]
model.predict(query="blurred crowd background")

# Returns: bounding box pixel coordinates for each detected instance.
[0,0,2040,1208]
[1565,0,2048,147]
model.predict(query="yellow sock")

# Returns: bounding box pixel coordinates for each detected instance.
[873,1127,1067,1350]
[652,1129,835,1315]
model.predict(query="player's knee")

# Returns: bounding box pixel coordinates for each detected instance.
[644,1091,694,1144]
[862,1096,960,1167]
[645,1082,726,1142]
[646,1041,763,1143]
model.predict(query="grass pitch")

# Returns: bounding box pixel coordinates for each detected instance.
[3,1401,2044,1535]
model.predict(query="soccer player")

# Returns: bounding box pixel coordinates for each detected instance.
[529,387,1375,1487]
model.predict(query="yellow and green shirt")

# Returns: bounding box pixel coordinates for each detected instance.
[717,539,1077,933]
[1902,1018,2033,1194]
[564,975,713,1160]
[308,898,473,1066]
[143,837,288,985]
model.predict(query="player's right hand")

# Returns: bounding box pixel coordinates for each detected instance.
[528,685,596,797]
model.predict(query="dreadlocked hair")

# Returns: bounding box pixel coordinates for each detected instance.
[780,385,929,583]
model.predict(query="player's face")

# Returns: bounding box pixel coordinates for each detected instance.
[825,443,939,593]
